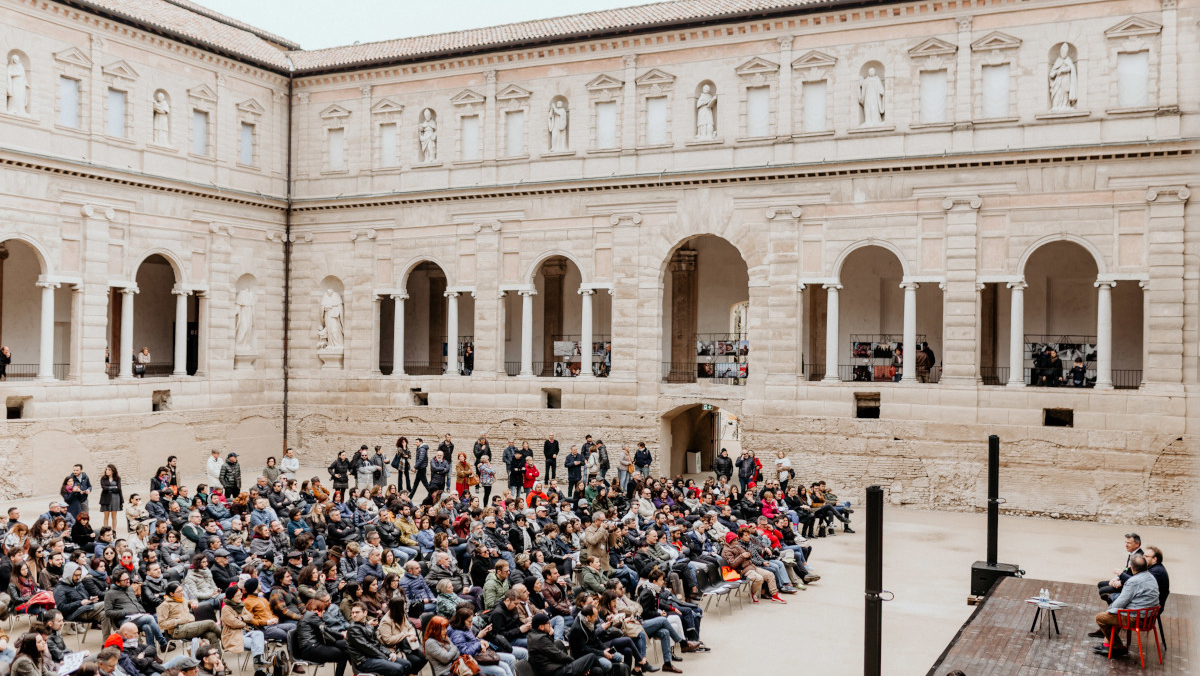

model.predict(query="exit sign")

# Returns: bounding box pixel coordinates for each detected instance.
[701,404,713,411]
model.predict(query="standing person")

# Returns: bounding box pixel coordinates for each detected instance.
[543,434,559,480]
[205,449,223,489]
[62,464,92,517]
[453,454,474,499]
[413,439,430,497]
[429,452,450,493]
[563,447,584,500]
[470,434,488,472]
[165,455,179,489]
[0,346,9,381]
[713,449,733,484]
[134,346,151,377]
[328,450,351,494]
[633,443,653,481]
[594,440,610,482]
[281,448,300,482]
[439,435,456,469]
[371,446,389,488]
[774,452,793,495]
[392,437,412,493]
[353,447,380,489]
[98,464,123,532]
[735,451,756,494]
[220,453,242,500]
[508,441,527,501]
[616,445,633,494]
[477,456,496,505]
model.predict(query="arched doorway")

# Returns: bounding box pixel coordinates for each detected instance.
[386,261,472,376]
[0,239,68,380]
[660,403,742,476]
[504,254,610,377]
[661,236,750,384]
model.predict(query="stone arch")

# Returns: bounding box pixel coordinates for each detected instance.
[0,233,52,276]
[131,247,186,284]
[832,239,911,280]
[398,256,453,291]
[523,250,590,286]
[655,232,755,283]
[1017,234,1107,277]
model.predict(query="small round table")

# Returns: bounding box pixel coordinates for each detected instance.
[1026,598,1068,637]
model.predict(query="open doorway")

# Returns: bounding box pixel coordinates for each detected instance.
[660,403,742,475]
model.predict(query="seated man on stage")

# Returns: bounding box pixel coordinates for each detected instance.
[1097,532,1142,603]
[1090,554,1158,658]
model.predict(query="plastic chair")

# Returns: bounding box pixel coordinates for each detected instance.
[285,627,324,676]
[1110,606,1162,668]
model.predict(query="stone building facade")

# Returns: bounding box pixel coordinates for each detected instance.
[0,0,1196,525]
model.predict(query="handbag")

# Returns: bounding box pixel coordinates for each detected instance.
[452,655,481,676]
[475,649,501,665]
[720,565,741,582]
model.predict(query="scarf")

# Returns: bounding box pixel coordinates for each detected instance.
[225,598,245,614]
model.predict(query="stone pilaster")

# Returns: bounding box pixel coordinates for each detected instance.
[668,249,698,371]
[755,206,801,410]
[608,212,642,381]
[349,230,377,372]
[941,195,982,382]
[80,205,116,383]
[472,220,502,378]
[1143,186,1190,388]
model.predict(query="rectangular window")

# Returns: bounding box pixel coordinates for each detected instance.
[239,122,255,165]
[595,101,617,149]
[746,86,770,137]
[461,115,480,160]
[980,64,1011,118]
[1117,51,1149,108]
[379,122,397,166]
[504,110,525,156]
[327,127,345,171]
[801,81,827,132]
[106,88,126,138]
[58,77,80,128]
[191,109,209,155]
[920,70,948,123]
[646,96,667,145]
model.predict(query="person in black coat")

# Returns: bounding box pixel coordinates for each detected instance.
[543,435,559,480]
[294,601,350,676]
[344,603,412,676]
[563,448,584,500]
[712,449,733,482]
[412,439,430,496]
[527,614,600,676]
[328,452,352,493]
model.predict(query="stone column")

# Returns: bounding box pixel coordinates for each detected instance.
[777,37,794,137]
[579,288,594,377]
[941,196,982,382]
[1160,0,1178,111]
[541,259,566,376]
[118,288,136,379]
[445,291,460,376]
[609,212,642,381]
[1143,186,1189,387]
[392,293,407,375]
[1095,280,1115,389]
[36,281,59,380]
[954,17,973,124]
[371,295,382,375]
[68,284,83,380]
[668,250,698,371]
[1006,281,1026,386]
[900,281,918,382]
[621,55,637,150]
[172,288,189,376]
[194,292,208,377]
[484,70,497,162]
[822,283,841,381]
[519,290,535,376]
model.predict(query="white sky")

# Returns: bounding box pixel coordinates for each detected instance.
[192,0,655,50]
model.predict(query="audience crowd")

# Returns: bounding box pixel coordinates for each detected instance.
[0,435,853,676]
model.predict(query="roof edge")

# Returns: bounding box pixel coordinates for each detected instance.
[158,0,301,50]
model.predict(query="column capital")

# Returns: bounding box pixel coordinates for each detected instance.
[1094,280,1117,289]
[1161,0,1177,10]
[1005,280,1027,290]
[517,289,537,297]
[444,291,460,299]
[822,283,843,291]
[622,54,637,68]
[1145,186,1190,203]
[171,288,191,296]
[35,281,61,290]
[942,195,982,210]
[391,293,410,301]
[577,288,596,296]
[119,286,140,296]
[609,212,643,226]
[765,205,802,220]
[777,35,794,50]
[899,280,920,290]
[956,15,973,32]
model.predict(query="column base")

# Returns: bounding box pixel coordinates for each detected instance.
[1006,380,1025,387]
[172,371,187,377]
[821,374,840,383]
[1093,382,1114,391]
[35,375,56,382]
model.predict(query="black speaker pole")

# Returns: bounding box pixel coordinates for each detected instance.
[864,485,883,676]
[987,434,1000,566]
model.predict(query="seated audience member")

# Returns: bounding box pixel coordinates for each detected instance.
[1097,532,1142,603]
[528,612,602,676]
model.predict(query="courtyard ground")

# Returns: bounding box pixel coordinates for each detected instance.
[9,467,1197,676]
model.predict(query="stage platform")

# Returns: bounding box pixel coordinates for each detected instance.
[928,576,1196,675]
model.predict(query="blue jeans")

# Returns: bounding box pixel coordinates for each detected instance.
[764,559,789,589]
[359,656,411,676]
[611,566,638,592]
[549,615,566,641]
[617,469,629,493]
[242,630,266,658]
[641,616,681,661]
[131,614,167,648]
[781,544,808,564]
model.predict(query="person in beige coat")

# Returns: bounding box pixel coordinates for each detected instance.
[582,512,612,572]
[157,582,221,644]
[221,586,266,665]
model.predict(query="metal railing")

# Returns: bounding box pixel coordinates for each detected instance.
[838,364,941,383]
[980,366,1010,386]
[0,363,69,380]
[106,362,175,378]
[661,361,748,385]
[1114,370,1143,390]
[403,361,448,376]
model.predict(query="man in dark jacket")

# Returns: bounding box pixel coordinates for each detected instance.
[563,447,584,499]
[489,588,530,646]
[55,562,104,624]
[210,549,239,592]
[734,451,756,493]
[713,449,733,482]
[413,439,430,495]
[219,454,241,499]
[104,569,169,650]
[528,613,600,676]
[566,605,618,672]
[543,435,559,480]
[345,603,412,676]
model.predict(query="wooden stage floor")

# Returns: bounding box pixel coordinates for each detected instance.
[927,576,1196,675]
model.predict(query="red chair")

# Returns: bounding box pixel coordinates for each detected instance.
[1109,606,1162,667]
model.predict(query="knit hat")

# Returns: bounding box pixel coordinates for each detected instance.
[243,578,259,594]
[225,586,241,600]
[531,612,551,629]
[724,532,737,544]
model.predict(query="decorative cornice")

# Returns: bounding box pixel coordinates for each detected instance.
[1145,186,1190,203]
[942,195,982,210]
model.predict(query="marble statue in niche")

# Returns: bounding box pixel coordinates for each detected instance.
[317,288,344,351]
[234,287,256,352]
[695,84,717,139]
[858,67,885,125]
[152,91,171,145]
[6,54,30,116]
[418,108,438,162]
[1048,43,1078,112]
[547,99,568,151]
